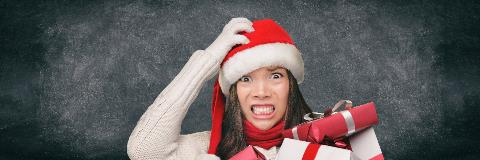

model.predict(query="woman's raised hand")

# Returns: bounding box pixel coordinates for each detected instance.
[205,17,254,62]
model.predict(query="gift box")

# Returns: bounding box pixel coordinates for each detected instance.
[349,127,384,160]
[283,102,378,143]
[276,138,361,160]
[229,145,266,160]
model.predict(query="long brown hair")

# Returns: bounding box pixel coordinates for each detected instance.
[216,69,312,159]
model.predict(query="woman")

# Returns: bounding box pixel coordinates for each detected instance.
[127,18,312,160]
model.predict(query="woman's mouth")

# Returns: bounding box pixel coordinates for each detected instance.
[251,104,275,119]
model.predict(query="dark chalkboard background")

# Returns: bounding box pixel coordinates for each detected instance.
[1,0,479,159]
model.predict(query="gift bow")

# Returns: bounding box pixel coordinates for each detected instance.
[303,100,353,121]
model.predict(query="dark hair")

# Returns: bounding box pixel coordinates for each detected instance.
[217,69,312,159]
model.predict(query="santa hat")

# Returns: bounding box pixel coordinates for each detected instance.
[208,19,305,154]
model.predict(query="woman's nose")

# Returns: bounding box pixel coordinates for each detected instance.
[252,80,271,99]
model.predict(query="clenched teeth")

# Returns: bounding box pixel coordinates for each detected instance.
[251,105,275,115]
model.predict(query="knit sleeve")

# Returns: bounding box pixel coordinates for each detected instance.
[127,50,220,160]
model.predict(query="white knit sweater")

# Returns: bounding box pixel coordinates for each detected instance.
[127,50,279,160]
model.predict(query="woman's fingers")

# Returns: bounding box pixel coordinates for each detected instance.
[224,18,253,45]
[205,18,253,61]
[228,22,255,34]
[223,17,253,32]
[231,35,249,45]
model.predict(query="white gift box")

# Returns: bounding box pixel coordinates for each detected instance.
[350,127,384,160]
[276,138,361,160]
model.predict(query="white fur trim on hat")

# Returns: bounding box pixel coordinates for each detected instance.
[219,42,304,95]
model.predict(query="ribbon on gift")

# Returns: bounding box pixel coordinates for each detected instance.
[283,101,379,143]
[276,138,361,160]
[302,143,321,160]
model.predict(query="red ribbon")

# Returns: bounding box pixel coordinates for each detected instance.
[371,154,384,160]
[302,143,321,160]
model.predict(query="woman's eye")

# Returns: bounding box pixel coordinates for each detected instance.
[271,73,283,79]
[239,76,250,82]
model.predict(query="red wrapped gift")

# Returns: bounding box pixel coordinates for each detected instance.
[283,101,379,143]
[229,145,266,160]
[276,138,361,160]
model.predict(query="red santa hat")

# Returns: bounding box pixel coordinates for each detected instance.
[208,19,305,154]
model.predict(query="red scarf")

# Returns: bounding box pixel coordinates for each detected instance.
[243,120,285,150]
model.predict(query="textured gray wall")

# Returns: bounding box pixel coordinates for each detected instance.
[1,0,479,159]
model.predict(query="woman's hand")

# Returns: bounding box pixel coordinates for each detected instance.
[205,17,254,62]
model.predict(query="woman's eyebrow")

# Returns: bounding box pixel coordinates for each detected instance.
[267,66,283,72]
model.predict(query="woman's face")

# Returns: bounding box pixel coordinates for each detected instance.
[236,66,289,130]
